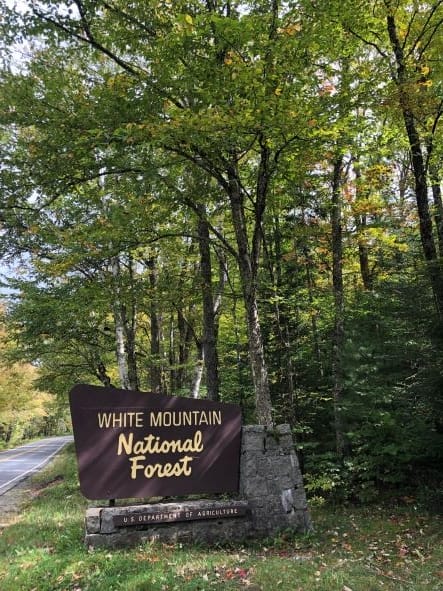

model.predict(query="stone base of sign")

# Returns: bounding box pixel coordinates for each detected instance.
[84,424,311,548]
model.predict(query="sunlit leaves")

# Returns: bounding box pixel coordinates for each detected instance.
[0,310,53,444]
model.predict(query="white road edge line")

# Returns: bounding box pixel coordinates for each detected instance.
[0,441,70,494]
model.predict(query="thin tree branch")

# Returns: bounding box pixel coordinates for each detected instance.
[100,1,157,38]
[155,172,239,260]
[32,6,143,77]
[345,25,389,58]
[407,0,443,59]
[402,6,419,50]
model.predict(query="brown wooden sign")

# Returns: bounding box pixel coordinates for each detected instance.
[69,384,242,500]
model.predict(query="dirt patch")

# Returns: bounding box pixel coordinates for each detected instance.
[0,473,66,529]
[32,474,64,493]
[0,478,37,528]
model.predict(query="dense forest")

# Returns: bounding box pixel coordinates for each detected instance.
[0,0,442,504]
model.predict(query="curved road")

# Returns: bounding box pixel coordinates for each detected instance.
[0,436,73,496]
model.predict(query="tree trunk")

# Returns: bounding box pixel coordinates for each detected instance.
[387,13,443,317]
[331,155,346,457]
[358,238,372,291]
[177,307,193,390]
[168,312,176,393]
[146,257,162,393]
[190,342,204,399]
[94,359,113,388]
[264,215,297,401]
[305,252,323,374]
[111,256,130,389]
[431,180,443,257]
[227,161,273,426]
[429,162,443,257]
[126,254,139,390]
[197,209,220,401]
[353,160,373,290]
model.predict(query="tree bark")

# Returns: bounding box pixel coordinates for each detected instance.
[190,342,204,399]
[146,256,162,393]
[94,359,113,388]
[429,161,443,257]
[227,160,273,426]
[353,160,373,290]
[431,180,443,256]
[125,254,139,390]
[177,307,193,390]
[197,208,220,401]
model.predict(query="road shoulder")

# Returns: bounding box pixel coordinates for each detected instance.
[0,477,36,528]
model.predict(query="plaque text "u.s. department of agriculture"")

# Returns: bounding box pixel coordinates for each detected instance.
[113,503,248,527]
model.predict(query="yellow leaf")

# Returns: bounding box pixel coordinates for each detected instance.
[419,79,433,88]
[274,87,283,96]
[224,51,235,66]
[279,22,302,35]
[184,14,193,25]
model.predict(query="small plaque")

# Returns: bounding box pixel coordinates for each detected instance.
[113,503,249,527]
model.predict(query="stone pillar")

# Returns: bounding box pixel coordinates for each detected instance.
[239,424,311,535]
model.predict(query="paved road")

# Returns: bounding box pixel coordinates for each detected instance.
[0,436,73,496]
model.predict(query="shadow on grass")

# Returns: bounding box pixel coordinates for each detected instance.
[1,447,442,591]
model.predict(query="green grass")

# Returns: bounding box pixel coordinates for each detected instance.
[0,445,442,590]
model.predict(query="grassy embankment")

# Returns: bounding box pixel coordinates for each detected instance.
[0,445,441,591]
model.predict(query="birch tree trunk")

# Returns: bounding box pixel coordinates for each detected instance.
[111,256,130,389]
[190,343,204,399]
[177,307,193,391]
